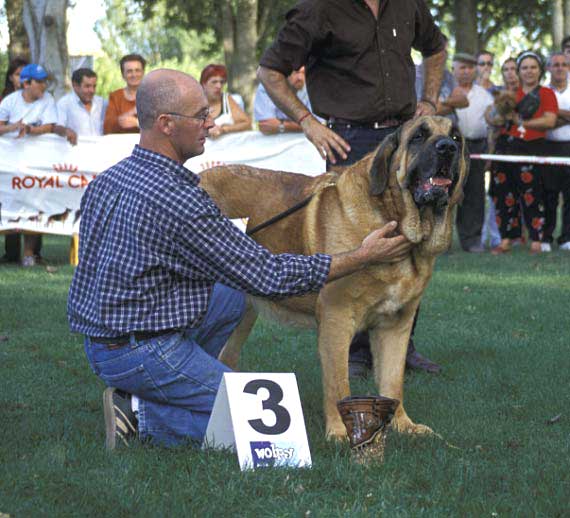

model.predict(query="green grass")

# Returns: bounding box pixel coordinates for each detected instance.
[1,235,569,517]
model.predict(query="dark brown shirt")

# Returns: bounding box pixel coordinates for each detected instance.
[260,0,445,122]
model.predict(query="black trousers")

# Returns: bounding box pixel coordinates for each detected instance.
[542,140,570,245]
[456,138,487,250]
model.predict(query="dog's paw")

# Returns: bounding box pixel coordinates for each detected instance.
[325,425,348,442]
[392,416,433,435]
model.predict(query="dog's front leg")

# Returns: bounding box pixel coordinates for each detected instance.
[316,307,355,441]
[369,307,433,435]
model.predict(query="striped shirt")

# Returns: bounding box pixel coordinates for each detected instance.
[67,145,331,337]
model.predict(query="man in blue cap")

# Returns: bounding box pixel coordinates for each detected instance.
[0,63,57,266]
[0,63,57,138]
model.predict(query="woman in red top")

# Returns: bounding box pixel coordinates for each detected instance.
[491,51,558,254]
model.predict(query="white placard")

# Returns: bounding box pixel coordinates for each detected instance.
[203,372,312,470]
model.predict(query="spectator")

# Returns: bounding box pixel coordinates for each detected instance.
[67,69,412,449]
[199,64,251,139]
[501,57,520,92]
[103,54,145,134]
[476,50,500,94]
[491,51,557,255]
[54,68,106,144]
[447,53,493,253]
[416,38,468,120]
[481,58,520,251]
[0,57,28,264]
[254,67,312,135]
[0,63,57,267]
[1,57,28,99]
[543,53,570,251]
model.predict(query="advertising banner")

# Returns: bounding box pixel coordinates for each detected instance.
[0,132,325,236]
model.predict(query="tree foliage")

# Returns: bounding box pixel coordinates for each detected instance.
[93,0,222,98]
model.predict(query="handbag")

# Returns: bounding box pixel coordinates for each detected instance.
[516,86,541,120]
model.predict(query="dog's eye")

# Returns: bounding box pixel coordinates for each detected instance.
[412,130,424,141]
[451,132,461,142]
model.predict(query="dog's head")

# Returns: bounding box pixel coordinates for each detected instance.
[370,116,466,211]
[368,116,468,250]
[487,90,517,127]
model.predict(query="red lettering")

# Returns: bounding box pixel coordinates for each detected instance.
[81,175,89,187]
[43,177,54,188]
[69,174,80,188]
[12,177,21,189]
[22,176,35,188]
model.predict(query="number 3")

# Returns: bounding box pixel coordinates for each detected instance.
[244,379,291,435]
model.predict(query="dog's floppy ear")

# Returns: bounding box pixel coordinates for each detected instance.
[370,128,400,196]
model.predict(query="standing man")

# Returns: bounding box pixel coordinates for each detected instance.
[254,67,313,135]
[257,0,446,375]
[55,68,107,144]
[476,50,500,94]
[67,69,413,449]
[443,53,493,253]
[0,63,57,267]
[543,53,570,251]
[103,54,145,134]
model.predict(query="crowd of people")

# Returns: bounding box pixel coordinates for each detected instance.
[424,45,570,255]
[2,42,570,267]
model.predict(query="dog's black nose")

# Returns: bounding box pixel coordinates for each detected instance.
[435,138,458,156]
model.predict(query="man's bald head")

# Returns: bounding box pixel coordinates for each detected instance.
[136,69,203,130]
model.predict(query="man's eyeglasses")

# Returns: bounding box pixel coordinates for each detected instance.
[164,110,212,124]
[551,63,568,68]
[477,61,493,67]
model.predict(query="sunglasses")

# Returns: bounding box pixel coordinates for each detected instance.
[478,61,493,66]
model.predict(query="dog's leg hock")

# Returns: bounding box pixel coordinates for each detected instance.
[218,300,257,370]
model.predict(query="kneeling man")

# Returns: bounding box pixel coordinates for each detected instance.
[67,69,412,449]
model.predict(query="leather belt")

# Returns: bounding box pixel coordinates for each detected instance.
[327,117,402,130]
[89,329,177,347]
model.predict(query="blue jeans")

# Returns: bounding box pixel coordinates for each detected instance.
[84,283,246,446]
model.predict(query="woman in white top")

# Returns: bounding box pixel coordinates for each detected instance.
[200,64,251,139]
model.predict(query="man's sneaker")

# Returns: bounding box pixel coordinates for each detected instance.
[540,243,552,252]
[560,242,570,251]
[103,387,138,450]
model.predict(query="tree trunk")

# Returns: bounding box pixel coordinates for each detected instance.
[22,0,69,99]
[452,0,478,54]
[233,0,258,111]
[564,0,570,38]
[553,0,564,49]
[222,0,258,112]
[5,0,30,61]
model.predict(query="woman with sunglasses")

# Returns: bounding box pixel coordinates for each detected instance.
[491,51,558,254]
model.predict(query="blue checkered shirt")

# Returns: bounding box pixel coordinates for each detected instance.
[67,145,331,337]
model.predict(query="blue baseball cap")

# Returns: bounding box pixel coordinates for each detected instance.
[20,64,49,82]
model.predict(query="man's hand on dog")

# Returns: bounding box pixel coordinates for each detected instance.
[359,221,413,263]
[301,116,351,164]
[327,222,412,282]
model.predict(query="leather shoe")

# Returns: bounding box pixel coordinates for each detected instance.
[405,340,441,374]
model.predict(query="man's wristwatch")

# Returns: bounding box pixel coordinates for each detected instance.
[278,121,285,133]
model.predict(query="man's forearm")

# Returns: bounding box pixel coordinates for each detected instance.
[421,49,447,105]
[326,248,367,283]
[257,66,310,123]
[28,123,54,135]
